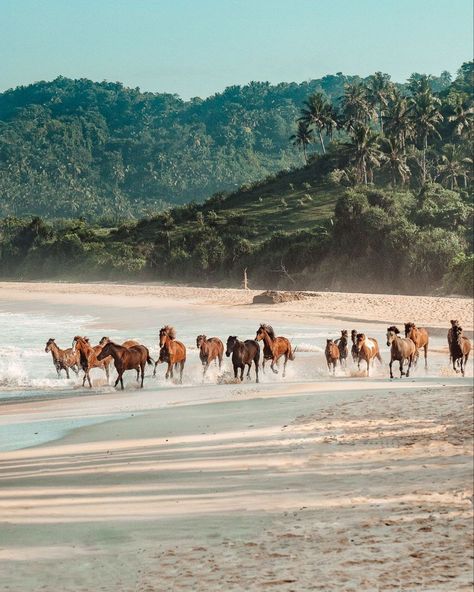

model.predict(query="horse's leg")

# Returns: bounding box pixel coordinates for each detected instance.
[65,367,70,379]
[114,374,120,387]
[82,372,86,387]
[105,363,110,385]
[282,354,288,378]
[460,357,465,377]
[233,364,238,380]
[424,344,428,369]
[87,370,92,388]
[262,358,266,373]
[153,360,158,377]
[271,357,278,374]
[240,365,245,381]
[120,374,124,390]
[166,362,172,380]
[246,363,251,380]
[180,361,184,384]
[406,356,412,378]
[400,359,405,377]
[140,363,145,387]
[366,359,370,376]
[203,362,208,380]
[218,354,223,370]
[389,359,393,379]
[255,359,259,383]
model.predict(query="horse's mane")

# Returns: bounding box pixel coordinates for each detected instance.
[387,325,400,334]
[260,324,275,339]
[161,325,176,340]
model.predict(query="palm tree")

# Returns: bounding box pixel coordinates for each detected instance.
[340,82,375,130]
[410,89,443,183]
[290,121,313,163]
[383,91,414,151]
[380,138,411,186]
[366,72,393,132]
[436,144,472,189]
[344,124,383,185]
[299,92,338,154]
[448,98,474,138]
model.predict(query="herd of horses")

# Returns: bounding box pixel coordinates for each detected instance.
[44,319,471,390]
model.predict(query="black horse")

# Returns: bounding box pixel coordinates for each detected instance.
[225,336,260,383]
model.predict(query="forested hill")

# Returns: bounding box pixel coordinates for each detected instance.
[0,72,453,219]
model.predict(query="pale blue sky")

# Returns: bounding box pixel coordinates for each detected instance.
[1,0,472,98]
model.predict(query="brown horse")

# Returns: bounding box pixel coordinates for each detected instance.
[155,326,186,383]
[45,338,80,378]
[196,335,224,378]
[97,342,153,389]
[447,320,460,361]
[404,322,429,369]
[72,336,111,388]
[335,330,349,367]
[325,339,340,375]
[350,330,360,364]
[226,336,260,383]
[99,336,140,348]
[355,333,382,376]
[449,325,471,376]
[255,324,294,377]
[386,326,416,379]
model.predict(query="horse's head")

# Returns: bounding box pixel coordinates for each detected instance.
[159,325,176,347]
[404,322,415,337]
[351,329,357,344]
[326,339,335,348]
[196,335,206,348]
[97,341,114,361]
[45,338,55,353]
[72,336,83,353]
[226,336,238,357]
[450,319,460,328]
[99,336,110,347]
[453,325,464,343]
[386,326,400,346]
[355,333,365,352]
[341,330,348,339]
[255,324,266,341]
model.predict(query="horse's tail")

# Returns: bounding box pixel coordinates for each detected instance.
[147,355,154,366]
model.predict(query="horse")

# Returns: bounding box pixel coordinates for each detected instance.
[45,338,80,378]
[355,333,382,376]
[155,325,186,383]
[404,322,429,369]
[335,330,349,367]
[99,336,140,348]
[226,336,260,383]
[350,330,360,364]
[97,342,153,389]
[447,320,460,361]
[386,326,416,379]
[196,335,224,378]
[449,325,471,377]
[72,336,111,388]
[325,339,340,375]
[255,324,294,377]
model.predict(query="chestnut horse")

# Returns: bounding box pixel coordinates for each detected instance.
[449,325,471,376]
[99,336,140,348]
[72,336,110,388]
[386,326,416,379]
[404,322,429,369]
[355,333,382,376]
[155,326,186,383]
[226,336,260,383]
[45,338,80,378]
[325,339,340,375]
[335,330,349,367]
[196,335,224,378]
[255,324,294,377]
[97,342,153,389]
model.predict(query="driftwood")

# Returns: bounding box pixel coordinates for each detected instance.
[252,290,320,304]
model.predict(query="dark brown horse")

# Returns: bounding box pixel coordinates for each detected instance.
[386,326,416,379]
[72,336,111,388]
[351,329,359,364]
[226,336,260,383]
[355,333,382,376]
[335,330,349,367]
[196,335,224,378]
[447,320,460,361]
[325,339,340,375]
[255,324,294,377]
[404,322,429,369]
[155,326,186,383]
[99,336,140,348]
[45,338,80,378]
[97,342,153,389]
[449,325,471,376]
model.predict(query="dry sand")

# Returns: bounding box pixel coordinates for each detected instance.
[0,282,473,591]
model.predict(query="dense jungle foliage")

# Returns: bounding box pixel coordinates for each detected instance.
[0,62,472,295]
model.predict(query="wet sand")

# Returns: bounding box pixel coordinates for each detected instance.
[0,282,472,591]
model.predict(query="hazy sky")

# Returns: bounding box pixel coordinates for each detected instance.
[1,0,472,98]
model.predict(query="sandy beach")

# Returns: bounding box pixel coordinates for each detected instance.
[0,282,472,591]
